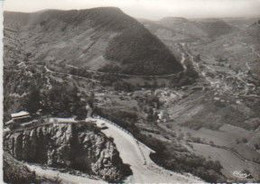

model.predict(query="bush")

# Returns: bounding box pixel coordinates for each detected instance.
[4,153,37,184]
[41,84,84,116]
[182,120,203,130]
[95,108,139,134]
[113,81,135,92]
[150,148,225,183]
[242,138,248,143]
[136,134,166,152]
[182,120,221,130]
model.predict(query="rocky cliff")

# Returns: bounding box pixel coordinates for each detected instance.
[3,122,131,182]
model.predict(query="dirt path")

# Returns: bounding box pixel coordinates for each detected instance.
[44,65,99,83]
[26,164,106,184]
[180,53,187,72]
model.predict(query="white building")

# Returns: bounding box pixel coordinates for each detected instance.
[11,111,31,123]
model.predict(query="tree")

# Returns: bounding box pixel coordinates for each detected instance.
[41,84,83,116]
[87,92,95,108]
[21,87,41,114]
[242,137,248,143]
[196,54,201,62]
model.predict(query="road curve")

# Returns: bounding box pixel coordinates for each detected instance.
[89,117,203,183]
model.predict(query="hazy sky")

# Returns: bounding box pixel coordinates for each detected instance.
[4,0,260,20]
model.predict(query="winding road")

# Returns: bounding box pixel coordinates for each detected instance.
[90,117,203,183]
[21,117,203,183]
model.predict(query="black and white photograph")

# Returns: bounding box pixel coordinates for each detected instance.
[2,0,260,183]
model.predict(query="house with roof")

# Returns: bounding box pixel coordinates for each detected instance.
[5,111,32,129]
[11,111,31,123]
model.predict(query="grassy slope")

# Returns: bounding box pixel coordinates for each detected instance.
[4,7,183,75]
[4,152,59,184]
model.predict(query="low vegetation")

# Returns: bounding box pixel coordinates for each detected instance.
[19,83,90,119]
[4,152,60,184]
[105,27,183,75]
[182,119,222,130]
[150,145,225,183]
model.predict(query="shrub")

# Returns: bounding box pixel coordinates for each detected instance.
[150,150,225,183]
[242,138,248,143]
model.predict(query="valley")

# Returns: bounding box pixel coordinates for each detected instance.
[3,7,260,183]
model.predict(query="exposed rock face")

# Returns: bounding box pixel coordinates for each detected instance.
[4,122,131,182]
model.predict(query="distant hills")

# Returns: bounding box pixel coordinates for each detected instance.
[140,16,260,79]
[248,20,260,42]
[4,7,183,75]
[140,17,236,42]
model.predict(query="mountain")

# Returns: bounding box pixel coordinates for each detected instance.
[140,18,201,43]
[139,17,237,55]
[247,20,260,43]
[223,17,259,30]
[141,16,260,80]
[193,18,236,38]
[4,7,260,183]
[142,17,236,41]
[159,17,208,39]
[4,7,183,75]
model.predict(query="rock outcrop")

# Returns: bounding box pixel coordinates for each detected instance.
[3,122,131,182]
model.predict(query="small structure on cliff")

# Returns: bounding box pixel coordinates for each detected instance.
[11,111,31,123]
[5,111,32,129]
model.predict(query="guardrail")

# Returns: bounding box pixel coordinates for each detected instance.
[93,115,155,153]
